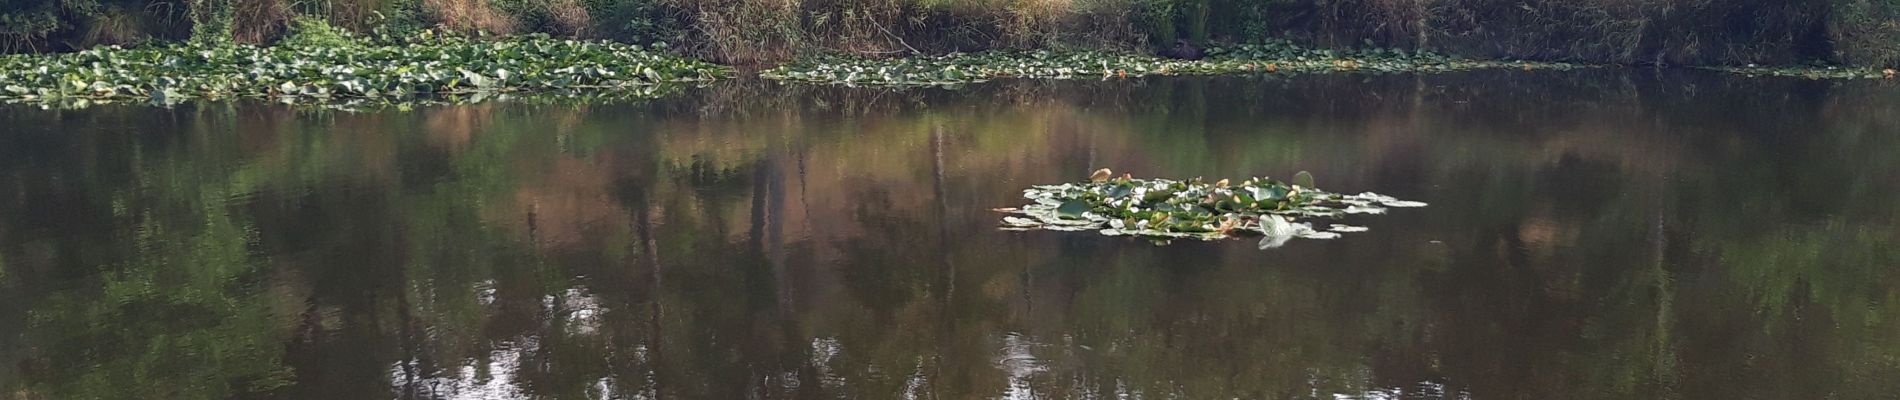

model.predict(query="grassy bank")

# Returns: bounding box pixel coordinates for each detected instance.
[5,0,1898,68]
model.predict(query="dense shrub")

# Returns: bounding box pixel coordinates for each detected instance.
[1831,0,1900,66]
[278,14,357,48]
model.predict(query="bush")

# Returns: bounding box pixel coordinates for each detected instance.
[581,0,684,44]
[278,15,356,48]
[1831,0,1900,66]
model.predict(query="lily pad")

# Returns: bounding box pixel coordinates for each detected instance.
[998,169,1424,248]
[0,33,729,108]
[762,41,1586,86]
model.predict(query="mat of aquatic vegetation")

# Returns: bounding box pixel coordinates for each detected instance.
[0,33,727,106]
[763,40,1582,86]
[1707,65,1897,80]
[16,83,701,111]
[998,169,1426,248]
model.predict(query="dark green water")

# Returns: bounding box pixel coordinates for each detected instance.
[2,71,1898,399]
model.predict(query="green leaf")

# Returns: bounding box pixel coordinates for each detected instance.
[1293,171,1315,188]
[1056,200,1090,219]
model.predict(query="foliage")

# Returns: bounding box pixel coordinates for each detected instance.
[276,15,357,48]
[762,40,1582,85]
[0,32,727,106]
[1710,64,1899,79]
[0,2,65,51]
[998,169,1424,247]
[580,0,681,43]
[187,0,236,44]
[1830,0,1900,66]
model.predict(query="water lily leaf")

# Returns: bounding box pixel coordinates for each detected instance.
[1344,205,1388,214]
[1000,171,1422,248]
[1001,216,1041,227]
[1257,215,1298,237]
[1056,200,1090,219]
[460,69,493,88]
[1296,231,1341,240]
[1293,171,1315,188]
[1259,235,1295,249]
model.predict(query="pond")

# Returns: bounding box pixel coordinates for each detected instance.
[1,71,1897,399]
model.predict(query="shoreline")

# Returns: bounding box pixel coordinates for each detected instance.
[3,36,1893,108]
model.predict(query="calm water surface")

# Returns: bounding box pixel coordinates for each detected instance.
[2,71,1898,399]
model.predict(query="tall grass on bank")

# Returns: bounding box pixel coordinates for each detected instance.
[3,0,1898,66]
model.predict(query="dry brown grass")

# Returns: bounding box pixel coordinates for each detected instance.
[664,0,802,63]
[422,0,517,34]
[1002,0,1141,49]
[657,0,1140,63]
[1831,0,1900,66]
[232,0,291,43]
[77,4,160,47]
[546,0,594,36]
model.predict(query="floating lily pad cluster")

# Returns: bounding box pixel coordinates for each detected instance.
[0,33,728,106]
[762,40,1582,86]
[998,169,1426,248]
[1706,65,1897,80]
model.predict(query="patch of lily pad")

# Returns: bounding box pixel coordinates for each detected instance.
[1706,64,1897,80]
[763,40,1583,86]
[998,169,1426,249]
[0,32,728,106]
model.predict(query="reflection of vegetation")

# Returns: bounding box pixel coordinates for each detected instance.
[1,71,1898,398]
[27,211,292,399]
[8,105,294,399]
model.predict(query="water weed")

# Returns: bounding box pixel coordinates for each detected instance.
[762,40,1583,86]
[0,32,727,106]
[998,169,1426,248]
[1709,64,1898,80]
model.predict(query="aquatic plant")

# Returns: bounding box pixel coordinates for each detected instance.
[0,32,728,105]
[998,169,1426,248]
[762,40,1582,86]
[1707,64,1898,80]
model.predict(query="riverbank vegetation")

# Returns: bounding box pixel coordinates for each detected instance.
[0,23,725,105]
[1711,64,1899,80]
[763,41,1581,85]
[5,0,1898,68]
[0,0,1892,107]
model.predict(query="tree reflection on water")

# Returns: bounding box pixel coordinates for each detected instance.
[0,71,1897,399]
